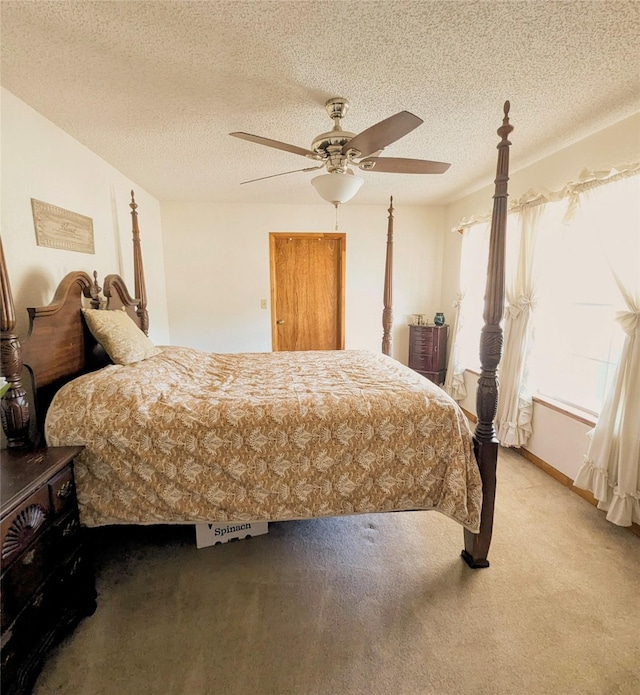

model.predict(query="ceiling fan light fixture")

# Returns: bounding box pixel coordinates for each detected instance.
[311,172,364,206]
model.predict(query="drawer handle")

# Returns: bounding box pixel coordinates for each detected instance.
[56,480,74,499]
[63,519,79,537]
[71,556,83,575]
[2,648,14,668]
[22,548,37,565]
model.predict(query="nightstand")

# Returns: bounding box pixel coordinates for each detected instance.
[1,446,96,695]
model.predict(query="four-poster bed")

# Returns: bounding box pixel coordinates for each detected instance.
[1,102,512,571]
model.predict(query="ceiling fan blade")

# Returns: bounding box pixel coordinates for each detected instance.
[230,132,321,160]
[359,157,451,174]
[240,165,324,185]
[342,111,423,158]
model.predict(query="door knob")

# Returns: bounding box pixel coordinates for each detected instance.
[276,319,285,325]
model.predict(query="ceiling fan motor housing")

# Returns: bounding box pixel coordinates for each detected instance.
[311,135,356,173]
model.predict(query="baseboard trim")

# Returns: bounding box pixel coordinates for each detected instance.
[460,407,640,538]
[461,408,476,423]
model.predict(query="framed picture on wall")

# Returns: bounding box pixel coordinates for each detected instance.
[31,198,94,254]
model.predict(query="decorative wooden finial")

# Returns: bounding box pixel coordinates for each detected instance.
[498,101,514,141]
[89,270,102,309]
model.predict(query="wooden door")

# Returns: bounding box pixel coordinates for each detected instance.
[270,233,346,351]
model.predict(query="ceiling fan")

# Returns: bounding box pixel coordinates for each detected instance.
[230,97,451,205]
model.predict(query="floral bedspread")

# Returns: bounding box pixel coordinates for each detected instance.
[46,347,482,531]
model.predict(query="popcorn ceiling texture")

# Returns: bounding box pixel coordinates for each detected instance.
[1,0,639,206]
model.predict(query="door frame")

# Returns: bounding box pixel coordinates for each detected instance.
[269,232,346,351]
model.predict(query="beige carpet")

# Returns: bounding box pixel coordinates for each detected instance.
[34,449,639,695]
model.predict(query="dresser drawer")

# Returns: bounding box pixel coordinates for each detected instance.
[52,509,82,560]
[1,527,53,631]
[411,331,433,346]
[1,577,57,695]
[409,351,438,370]
[1,625,21,693]
[1,486,51,569]
[409,344,434,359]
[48,465,76,518]
[409,339,434,353]
[50,548,95,623]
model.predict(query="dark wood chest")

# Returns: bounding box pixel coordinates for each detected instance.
[1,446,96,695]
[408,324,449,385]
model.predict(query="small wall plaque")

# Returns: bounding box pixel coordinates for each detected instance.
[31,198,95,254]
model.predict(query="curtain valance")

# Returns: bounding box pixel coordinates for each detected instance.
[451,162,640,233]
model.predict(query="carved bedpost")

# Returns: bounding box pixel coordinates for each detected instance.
[462,101,513,569]
[382,196,394,356]
[130,191,149,335]
[0,236,30,448]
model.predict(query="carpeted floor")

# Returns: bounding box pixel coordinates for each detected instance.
[34,448,639,695]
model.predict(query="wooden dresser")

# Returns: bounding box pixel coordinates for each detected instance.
[1,446,96,695]
[408,324,449,385]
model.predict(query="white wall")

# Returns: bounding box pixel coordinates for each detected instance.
[0,88,170,344]
[457,371,593,479]
[442,112,640,480]
[160,201,446,362]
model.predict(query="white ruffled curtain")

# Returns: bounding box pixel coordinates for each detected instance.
[495,205,543,447]
[443,292,467,402]
[574,175,640,526]
[443,222,490,403]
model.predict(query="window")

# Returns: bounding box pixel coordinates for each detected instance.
[529,197,625,414]
[457,174,639,416]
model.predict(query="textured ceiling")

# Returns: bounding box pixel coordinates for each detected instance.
[1,0,639,206]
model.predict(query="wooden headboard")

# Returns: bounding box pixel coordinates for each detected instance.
[0,192,148,447]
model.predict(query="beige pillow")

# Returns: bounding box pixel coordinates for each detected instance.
[82,308,161,365]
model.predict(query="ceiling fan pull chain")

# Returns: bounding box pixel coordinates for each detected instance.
[335,203,339,231]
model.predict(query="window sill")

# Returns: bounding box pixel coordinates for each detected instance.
[463,369,597,427]
[531,395,597,427]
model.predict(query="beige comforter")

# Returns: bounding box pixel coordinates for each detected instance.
[46,347,482,531]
